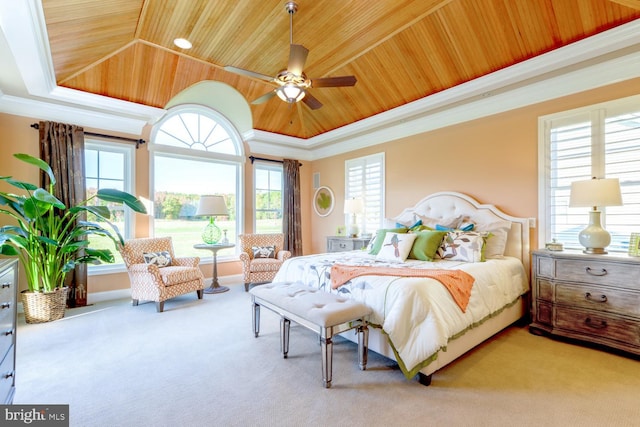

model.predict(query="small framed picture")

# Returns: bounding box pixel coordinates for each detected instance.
[336,226,346,236]
[629,232,640,256]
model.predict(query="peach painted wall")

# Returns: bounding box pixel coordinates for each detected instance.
[309,78,640,254]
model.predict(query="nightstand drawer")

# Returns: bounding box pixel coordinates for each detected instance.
[328,239,357,252]
[556,283,640,317]
[555,258,640,288]
[556,307,640,347]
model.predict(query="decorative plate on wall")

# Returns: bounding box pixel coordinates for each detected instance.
[313,186,334,217]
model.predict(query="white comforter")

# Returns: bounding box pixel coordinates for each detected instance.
[272,251,529,378]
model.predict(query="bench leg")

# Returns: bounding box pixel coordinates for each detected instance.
[280,317,290,358]
[252,301,260,338]
[321,329,333,388]
[358,322,369,371]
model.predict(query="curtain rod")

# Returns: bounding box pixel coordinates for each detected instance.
[249,156,302,166]
[31,123,146,149]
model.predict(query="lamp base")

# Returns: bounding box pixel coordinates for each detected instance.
[578,210,610,255]
[202,217,222,244]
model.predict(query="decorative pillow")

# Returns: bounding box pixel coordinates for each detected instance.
[436,231,488,262]
[143,251,172,267]
[368,228,409,255]
[408,231,448,261]
[376,232,418,263]
[252,245,276,258]
[435,222,475,232]
[473,220,512,258]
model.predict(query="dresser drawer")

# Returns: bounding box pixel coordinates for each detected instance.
[328,239,356,252]
[555,258,640,288]
[0,347,14,404]
[0,271,14,302]
[556,307,640,348]
[556,283,640,318]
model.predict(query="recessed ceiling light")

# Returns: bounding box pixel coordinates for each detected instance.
[174,38,192,49]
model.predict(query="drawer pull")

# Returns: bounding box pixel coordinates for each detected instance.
[585,292,608,303]
[3,371,13,379]
[3,330,13,336]
[0,302,10,309]
[0,283,10,289]
[585,317,608,329]
[585,267,607,276]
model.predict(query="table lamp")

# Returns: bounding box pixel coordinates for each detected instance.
[569,177,622,254]
[344,198,364,238]
[195,195,228,244]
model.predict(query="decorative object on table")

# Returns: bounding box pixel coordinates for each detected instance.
[628,232,640,256]
[221,229,229,245]
[545,239,563,251]
[193,243,234,294]
[195,195,228,244]
[336,226,346,236]
[0,153,147,323]
[313,186,334,217]
[344,197,364,237]
[569,177,623,254]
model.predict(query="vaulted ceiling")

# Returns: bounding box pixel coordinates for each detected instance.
[42,0,640,139]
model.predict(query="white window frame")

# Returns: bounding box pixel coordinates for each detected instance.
[85,140,135,274]
[149,105,245,260]
[538,94,640,252]
[253,161,283,233]
[345,152,385,237]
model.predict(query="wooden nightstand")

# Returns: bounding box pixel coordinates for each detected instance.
[326,236,370,253]
[530,249,640,356]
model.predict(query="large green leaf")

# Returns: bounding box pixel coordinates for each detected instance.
[71,205,111,220]
[0,245,19,256]
[33,188,65,209]
[97,189,147,213]
[5,178,39,191]
[14,153,56,185]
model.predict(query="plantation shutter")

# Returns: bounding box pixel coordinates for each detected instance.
[543,102,640,252]
[345,153,384,236]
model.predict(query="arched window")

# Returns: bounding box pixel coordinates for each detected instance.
[150,105,244,258]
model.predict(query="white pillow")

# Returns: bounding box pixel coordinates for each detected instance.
[417,214,462,229]
[473,220,511,258]
[376,232,418,263]
[437,231,487,262]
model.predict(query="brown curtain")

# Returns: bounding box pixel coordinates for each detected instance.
[283,159,302,257]
[39,121,87,308]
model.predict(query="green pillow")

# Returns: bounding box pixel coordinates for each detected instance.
[408,231,448,261]
[368,228,408,255]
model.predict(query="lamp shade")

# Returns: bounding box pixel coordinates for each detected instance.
[344,198,364,214]
[196,195,228,217]
[276,83,306,103]
[569,178,622,208]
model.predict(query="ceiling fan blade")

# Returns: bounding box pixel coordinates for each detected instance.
[224,65,274,83]
[302,91,322,110]
[311,75,357,88]
[288,44,309,76]
[251,91,277,105]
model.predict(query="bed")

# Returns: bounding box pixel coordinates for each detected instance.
[272,191,531,385]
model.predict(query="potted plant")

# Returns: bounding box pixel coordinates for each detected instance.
[0,153,147,323]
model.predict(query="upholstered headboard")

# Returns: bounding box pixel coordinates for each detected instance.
[391,192,530,275]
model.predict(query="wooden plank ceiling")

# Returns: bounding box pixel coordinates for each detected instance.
[42,0,640,139]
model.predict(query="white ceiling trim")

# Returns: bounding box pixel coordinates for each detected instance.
[0,2,639,156]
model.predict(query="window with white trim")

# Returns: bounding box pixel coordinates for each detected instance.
[151,106,244,258]
[254,162,283,233]
[345,153,385,236]
[84,141,135,268]
[539,95,640,252]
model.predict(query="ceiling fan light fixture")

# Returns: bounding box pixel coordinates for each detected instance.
[276,83,306,103]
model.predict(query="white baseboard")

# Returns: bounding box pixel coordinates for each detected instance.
[17,274,244,313]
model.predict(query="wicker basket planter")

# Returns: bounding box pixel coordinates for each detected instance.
[21,287,68,324]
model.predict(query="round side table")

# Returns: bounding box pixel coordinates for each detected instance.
[193,243,235,294]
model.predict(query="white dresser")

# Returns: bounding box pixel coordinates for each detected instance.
[0,259,17,404]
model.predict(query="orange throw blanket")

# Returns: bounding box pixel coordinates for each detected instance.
[330,264,475,312]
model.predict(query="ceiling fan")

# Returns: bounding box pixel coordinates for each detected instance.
[224,1,357,110]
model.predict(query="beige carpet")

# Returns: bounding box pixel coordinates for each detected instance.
[15,283,640,427]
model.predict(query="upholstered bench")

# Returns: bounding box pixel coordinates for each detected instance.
[249,282,372,388]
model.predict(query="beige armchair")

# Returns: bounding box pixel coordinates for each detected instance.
[238,233,292,291]
[120,237,205,312]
